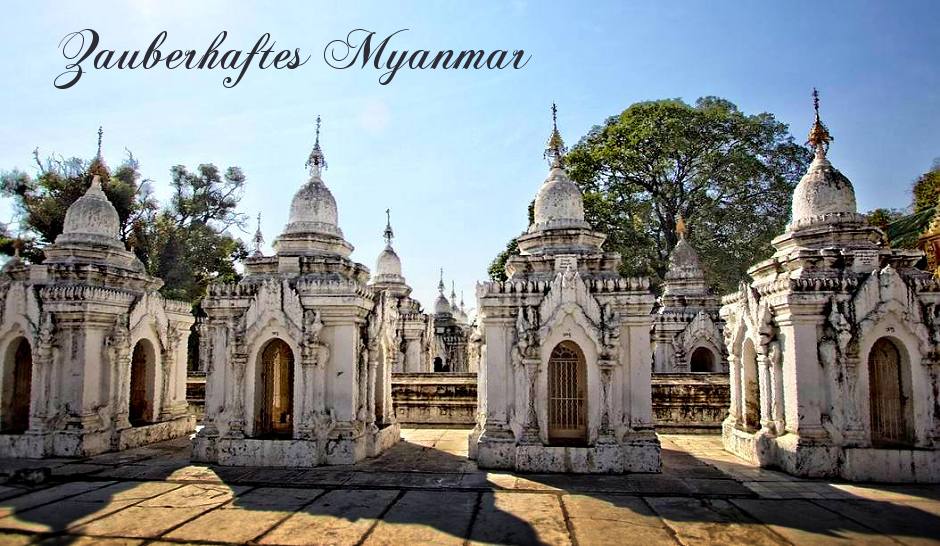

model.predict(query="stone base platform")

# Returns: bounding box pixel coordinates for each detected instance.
[192,423,401,467]
[473,431,661,473]
[723,420,940,483]
[0,415,195,459]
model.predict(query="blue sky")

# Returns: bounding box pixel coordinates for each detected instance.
[1,1,938,309]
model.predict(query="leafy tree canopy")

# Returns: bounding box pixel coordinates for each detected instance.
[1,145,248,306]
[912,159,940,214]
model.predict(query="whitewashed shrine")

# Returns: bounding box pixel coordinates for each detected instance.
[192,120,399,466]
[469,107,660,473]
[721,93,940,482]
[651,218,727,374]
[0,165,194,458]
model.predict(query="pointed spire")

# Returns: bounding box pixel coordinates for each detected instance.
[676,214,687,240]
[383,208,394,247]
[251,212,265,257]
[460,290,466,311]
[88,126,110,179]
[544,102,567,167]
[438,267,445,293]
[807,88,833,159]
[451,280,457,303]
[305,115,328,177]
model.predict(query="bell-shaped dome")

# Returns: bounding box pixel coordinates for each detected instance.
[55,176,123,249]
[376,246,402,277]
[529,166,591,233]
[435,293,452,316]
[283,174,343,237]
[790,153,861,229]
[665,238,704,279]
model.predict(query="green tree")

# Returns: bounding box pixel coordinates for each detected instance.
[138,164,248,304]
[0,147,157,262]
[912,160,940,214]
[866,208,905,231]
[496,97,811,293]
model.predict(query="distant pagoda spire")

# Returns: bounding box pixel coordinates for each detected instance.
[305,115,328,177]
[438,267,445,294]
[543,102,567,167]
[383,208,394,247]
[251,212,264,257]
[88,125,110,179]
[807,88,833,159]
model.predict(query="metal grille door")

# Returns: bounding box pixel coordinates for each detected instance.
[868,338,910,446]
[548,342,586,444]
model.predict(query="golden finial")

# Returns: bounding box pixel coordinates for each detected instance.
[544,102,567,167]
[807,88,833,158]
[676,214,687,239]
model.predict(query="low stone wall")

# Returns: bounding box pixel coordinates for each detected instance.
[652,373,729,433]
[392,373,477,425]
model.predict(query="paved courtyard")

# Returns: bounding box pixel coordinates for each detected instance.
[0,428,937,545]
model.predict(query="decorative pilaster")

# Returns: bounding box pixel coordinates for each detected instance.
[521,357,540,443]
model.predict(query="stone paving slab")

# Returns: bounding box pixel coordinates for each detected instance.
[469,492,571,545]
[363,490,476,545]
[646,497,785,545]
[258,489,400,545]
[563,494,677,545]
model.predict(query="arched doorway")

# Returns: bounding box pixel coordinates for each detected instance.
[129,340,156,426]
[1,338,32,433]
[741,339,760,430]
[868,337,912,446]
[690,346,716,373]
[547,341,587,446]
[257,338,294,438]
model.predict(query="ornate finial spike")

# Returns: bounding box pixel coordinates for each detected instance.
[383,208,394,246]
[460,290,465,309]
[252,212,264,256]
[544,103,567,167]
[305,115,328,177]
[451,280,456,301]
[676,214,687,239]
[438,267,445,293]
[806,88,833,158]
[96,126,103,158]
